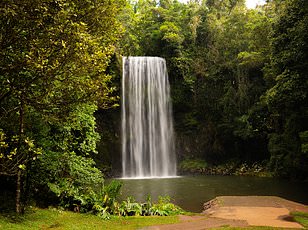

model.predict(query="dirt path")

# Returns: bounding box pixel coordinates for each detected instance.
[142,196,308,230]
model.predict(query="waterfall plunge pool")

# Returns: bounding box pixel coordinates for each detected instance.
[113,175,308,212]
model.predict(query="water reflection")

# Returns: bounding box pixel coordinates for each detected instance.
[115,176,308,212]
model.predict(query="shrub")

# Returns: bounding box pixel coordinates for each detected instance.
[149,196,184,216]
[38,151,104,211]
[100,180,123,214]
[179,159,208,173]
[115,195,184,217]
[117,196,143,216]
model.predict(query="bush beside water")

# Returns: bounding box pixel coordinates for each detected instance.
[179,159,272,177]
[52,180,184,219]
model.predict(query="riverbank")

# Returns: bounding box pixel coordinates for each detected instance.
[145,196,308,229]
[119,175,308,213]
[1,196,307,229]
[178,159,273,177]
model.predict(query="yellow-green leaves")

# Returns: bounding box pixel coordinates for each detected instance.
[0,129,42,175]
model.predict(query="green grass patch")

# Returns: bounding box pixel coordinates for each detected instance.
[0,207,179,230]
[291,211,308,228]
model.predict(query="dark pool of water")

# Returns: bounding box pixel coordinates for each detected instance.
[115,176,308,212]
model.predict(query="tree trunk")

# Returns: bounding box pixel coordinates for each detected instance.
[16,95,25,214]
[16,170,22,213]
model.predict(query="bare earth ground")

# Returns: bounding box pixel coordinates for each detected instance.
[142,196,308,230]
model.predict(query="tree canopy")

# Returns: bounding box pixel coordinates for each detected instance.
[0,0,125,212]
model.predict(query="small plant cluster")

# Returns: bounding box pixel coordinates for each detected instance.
[179,159,271,177]
[233,163,271,177]
[179,159,208,174]
[291,211,308,228]
[55,180,183,219]
[115,196,183,217]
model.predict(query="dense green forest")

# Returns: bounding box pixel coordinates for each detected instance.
[1,0,307,214]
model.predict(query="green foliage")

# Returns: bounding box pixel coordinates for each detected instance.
[118,0,308,179]
[233,162,271,177]
[35,174,183,219]
[179,158,271,177]
[40,151,104,209]
[263,0,308,179]
[179,159,208,173]
[88,180,122,219]
[27,102,104,208]
[100,180,123,215]
[149,196,183,216]
[299,131,308,154]
[160,21,184,45]
[116,195,184,217]
[291,212,308,228]
[0,0,125,113]
[38,177,123,219]
[142,195,153,216]
[50,176,184,219]
[117,196,143,216]
[0,129,42,176]
[38,103,101,156]
[119,0,290,174]
[0,0,126,211]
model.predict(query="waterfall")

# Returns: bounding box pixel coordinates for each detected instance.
[121,57,176,178]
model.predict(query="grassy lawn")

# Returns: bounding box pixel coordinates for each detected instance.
[291,211,308,228]
[0,208,179,230]
[1,208,307,230]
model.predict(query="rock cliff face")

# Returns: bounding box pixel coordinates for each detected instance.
[175,126,225,163]
[95,108,121,177]
[95,108,227,176]
[95,107,268,177]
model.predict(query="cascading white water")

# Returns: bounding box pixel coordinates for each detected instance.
[122,57,176,178]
